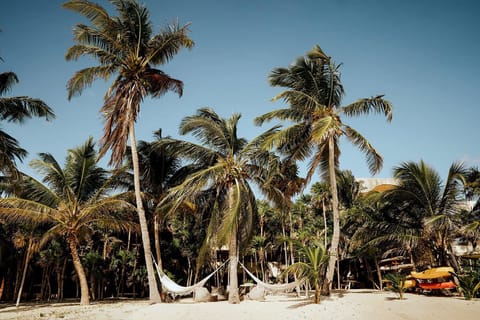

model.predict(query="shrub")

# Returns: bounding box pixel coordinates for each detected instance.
[385,273,407,300]
[451,271,480,300]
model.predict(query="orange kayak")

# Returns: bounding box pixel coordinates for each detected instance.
[418,280,456,290]
[410,267,454,280]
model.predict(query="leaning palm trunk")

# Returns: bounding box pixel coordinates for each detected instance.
[67,235,90,305]
[129,123,161,302]
[325,135,340,293]
[15,238,34,307]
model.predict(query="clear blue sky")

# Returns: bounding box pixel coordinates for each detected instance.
[1,0,479,184]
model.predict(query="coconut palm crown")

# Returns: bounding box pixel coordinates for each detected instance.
[0,138,136,305]
[384,160,466,269]
[63,0,193,165]
[255,45,393,293]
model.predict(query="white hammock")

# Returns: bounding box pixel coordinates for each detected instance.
[239,261,304,293]
[153,259,228,296]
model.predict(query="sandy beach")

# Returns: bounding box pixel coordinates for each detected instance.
[0,290,478,320]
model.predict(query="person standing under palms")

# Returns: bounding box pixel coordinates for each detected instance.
[255,45,393,294]
[63,0,193,302]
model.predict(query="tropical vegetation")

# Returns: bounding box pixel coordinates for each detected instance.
[63,0,193,303]
[254,45,393,293]
[1,0,479,307]
[0,138,136,305]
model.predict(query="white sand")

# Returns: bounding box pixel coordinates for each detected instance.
[0,290,478,320]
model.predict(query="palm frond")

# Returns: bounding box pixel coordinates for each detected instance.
[0,129,27,165]
[179,108,233,153]
[146,21,194,65]
[0,198,58,225]
[254,107,304,126]
[78,198,137,232]
[154,138,218,165]
[66,65,115,99]
[63,0,112,29]
[65,137,109,202]
[344,125,383,175]
[30,153,66,193]
[144,68,183,98]
[341,96,393,122]
[271,89,321,113]
[0,72,18,95]
[438,162,466,215]
[65,42,117,65]
[0,97,55,123]
[19,175,60,207]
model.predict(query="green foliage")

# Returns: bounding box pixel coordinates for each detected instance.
[385,273,407,300]
[0,67,54,177]
[451,271,480,300]
[285,242,328,303]
[63,0,193,166]
[159,108,281,265]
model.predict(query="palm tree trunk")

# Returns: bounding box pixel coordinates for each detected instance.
[129,122,161,303]
[228,227,240,304]
[0,277,4,301]
[314,282,321,304]
[281,222,289,283]
[59,258,67,301]
[154,214,163,271]
[375,256,383,290]
[325,135,340,294]
[67,235,90,305]
[322,198,328,248]
[15,238,34,307]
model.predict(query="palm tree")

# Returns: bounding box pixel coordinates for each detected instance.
[255,45,393,293]
[135,130,184,271]
[158,108,279,303]
[284,242,328,303]
[0,138,136,305]
[63,0,193,302]
[310,182,331,248]
[0,57,55,177]
[384,160,466,269]
[11,226,40,306]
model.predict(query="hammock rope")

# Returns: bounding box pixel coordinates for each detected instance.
[239,261,304,293]
[153,258,229,296]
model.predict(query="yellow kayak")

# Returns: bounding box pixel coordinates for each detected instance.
[410,267,454,280]
[403,279,417,289]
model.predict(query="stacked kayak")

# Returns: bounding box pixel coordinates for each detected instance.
[410,267,456,290]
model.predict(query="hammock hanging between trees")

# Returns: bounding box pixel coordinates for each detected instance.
[153,258,229,296]
[239,261,304,293]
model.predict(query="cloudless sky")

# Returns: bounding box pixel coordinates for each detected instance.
[1,0,479,187]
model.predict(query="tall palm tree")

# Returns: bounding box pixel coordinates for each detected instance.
[158,108,279,303]
[63,0,193,302]
[0,58,55,177]
[255,45,393,293]
[384,160,466,269]
[0,138,136,305]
